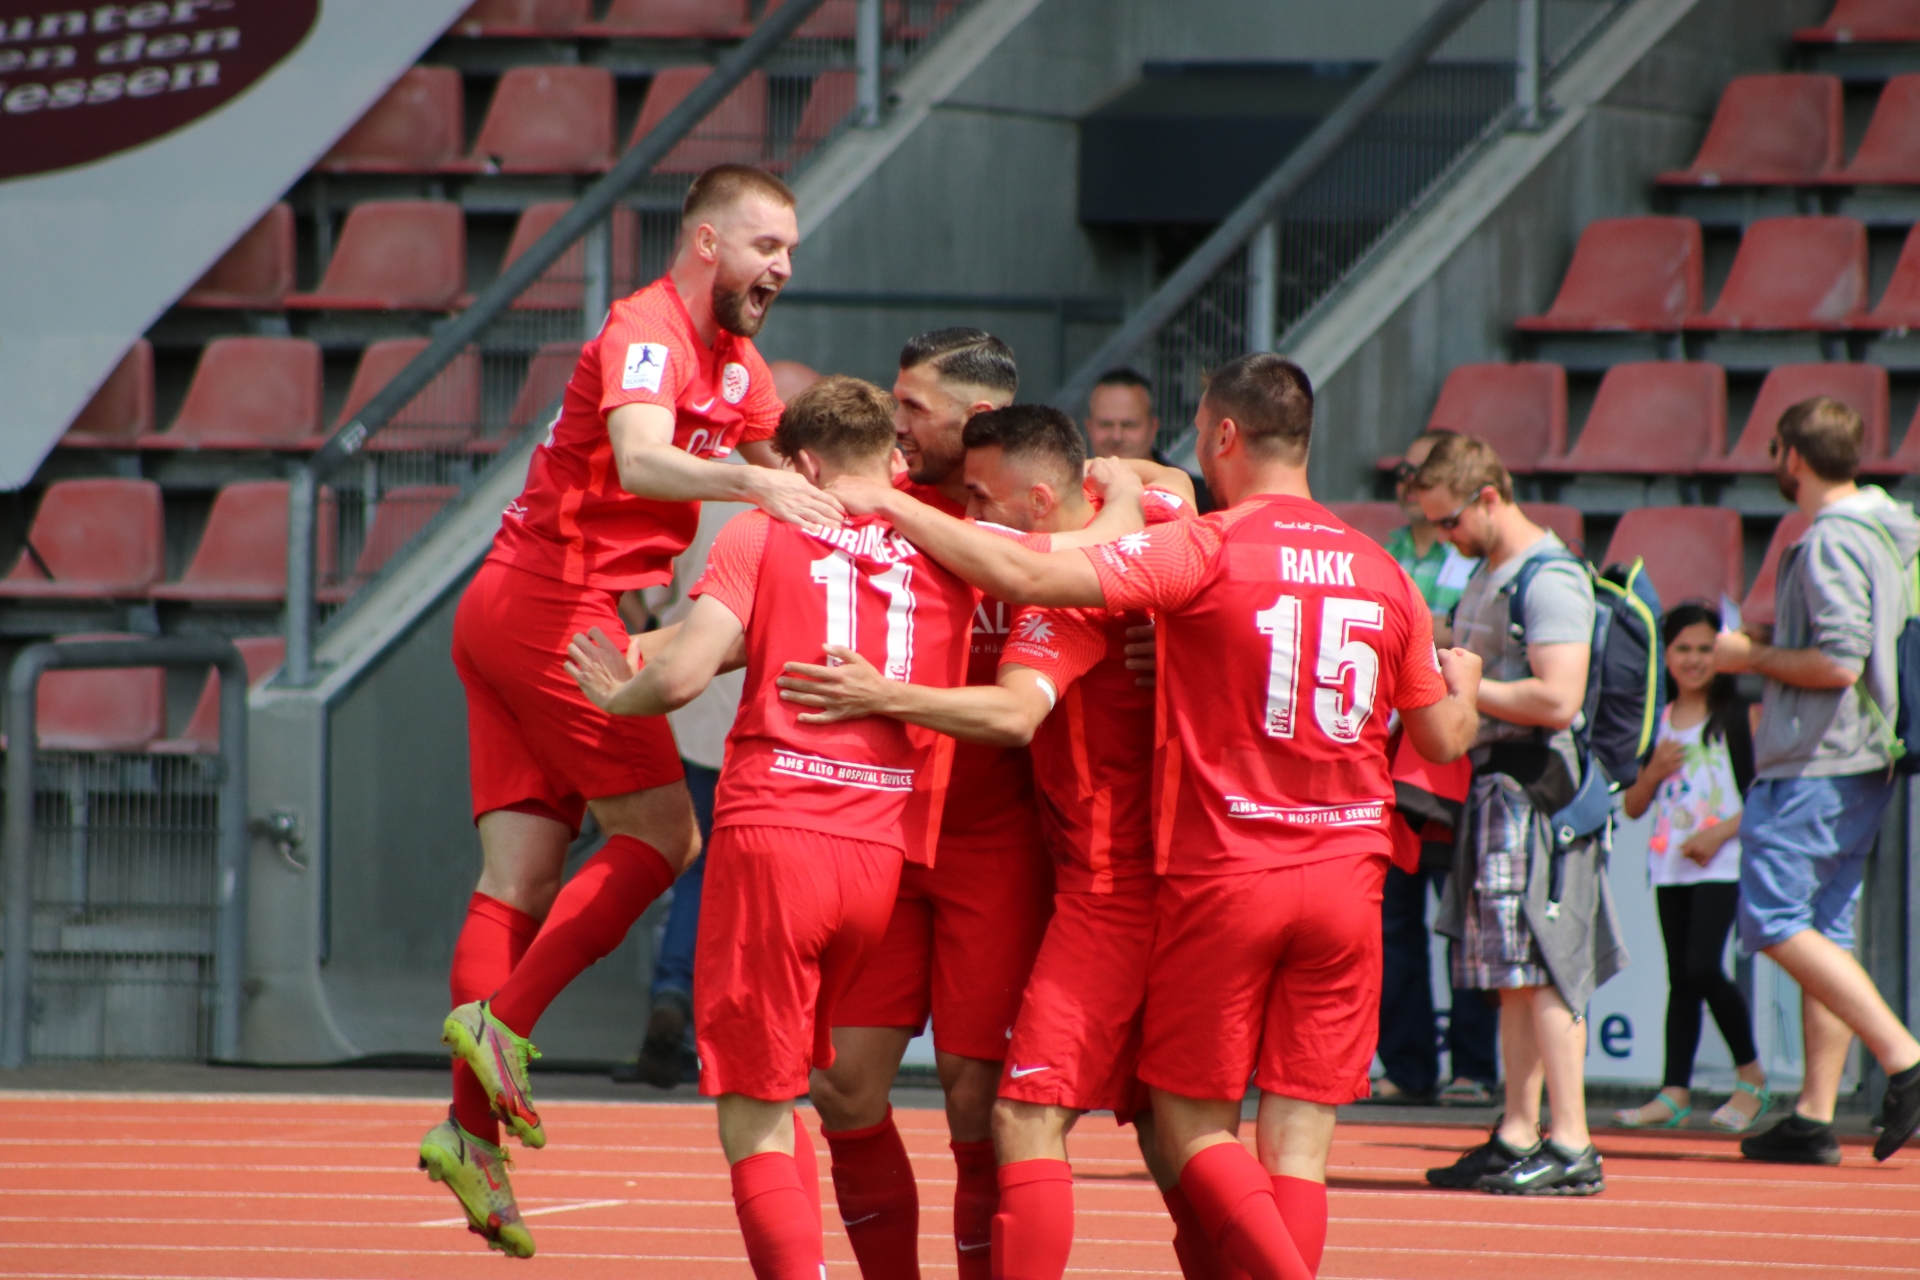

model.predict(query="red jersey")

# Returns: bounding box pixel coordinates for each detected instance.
[1084,494,1446,876]
[694,510,976,861]
[895,477,1041,850]
[490,277,784,591]
[998,489,1193,894]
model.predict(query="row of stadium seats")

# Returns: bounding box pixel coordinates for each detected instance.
[318,64,852,176]
[450,0,957,40]
[0,480,455,605]
[176,200,638,312]
[26,635,283,755]
[1657,73,1920,188]
[1797,0,1920,43]
[1385,360,1916,477]
[1518,215,1920,333]
[62,337,577,452]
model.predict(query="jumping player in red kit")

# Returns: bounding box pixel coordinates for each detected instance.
[827,355,1483,1280]
[776,405,1202,1280]
[565,377,978,1280]
[420,165,842,1255]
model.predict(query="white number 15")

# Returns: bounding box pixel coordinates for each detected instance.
[1254,594,1384,743]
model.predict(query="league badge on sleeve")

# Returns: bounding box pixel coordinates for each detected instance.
[623,343,670,392]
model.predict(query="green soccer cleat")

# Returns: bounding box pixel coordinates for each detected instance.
[418,1109,536,1258]
[443,999,545,1149]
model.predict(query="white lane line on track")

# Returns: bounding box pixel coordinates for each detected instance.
[1321,1245,1920,1273]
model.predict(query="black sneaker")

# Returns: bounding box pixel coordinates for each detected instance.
[1425,1129,1538,1189]
[1873,1062,1920,1161]
[1479,1140,1604,1196]
[1741,1114,1842,1166]
[632,995,690,1090]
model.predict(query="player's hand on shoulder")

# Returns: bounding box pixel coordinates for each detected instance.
[566,627,635,713]
[776,646,891,722]
[1124,620,1156,689]
[823,473,900,519]
[1084,456,1145,505]
[1436,645,1482,703]
[746,466,845,529]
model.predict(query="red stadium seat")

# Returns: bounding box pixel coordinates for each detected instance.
[331,340,484,452]
[179,204,295,308]
[1685,217,1867,331]
[319,68,466,173]
[1858,222,1920,329]
[1834,75,1920,184]
[1864,401,1920,477]
[764,0,860,37]
[627,67,769,173]
[1538,362,1726,475]
[319,485,460,603]
[1324,502,1406,547]
[792,68,858,154]
[61,341,153,447]
[1409,362,1566,474]
[1657,75,1844,186]
[503,203,640,311]
[1520,504,1586,554]
[1702,364,1888,474]
[285,202,468,311]
[1606,507,1744,607]
[140,337,321,450]
[151,636,287,755]
[37,638,166,752]
[150,481,291,604]
[0,480,164,599]
[1514,218,1703,332]
[510,341,583,432]
[468,66,615,174]
[453,0,591,36]
[581,0,748,37]
[1796,0,1920,42]
[1742,511,1814,625]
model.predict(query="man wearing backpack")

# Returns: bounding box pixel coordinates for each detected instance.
[1713,397,1920,1165]
[1409,434,1627,1197]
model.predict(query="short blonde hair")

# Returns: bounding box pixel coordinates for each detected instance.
[682,164,796,226]
[1777,396,1863,481]
[775,376,898,464]
[1407,432,1513,503]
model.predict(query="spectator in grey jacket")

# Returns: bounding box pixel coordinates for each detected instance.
[1713,396,1920,1165]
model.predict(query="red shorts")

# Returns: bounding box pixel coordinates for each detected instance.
[999,885,1156,1120]
[833,839,1053,1061]
[695,824,904,1101]
[1139,853,1386,1107]
[453,558,682,832]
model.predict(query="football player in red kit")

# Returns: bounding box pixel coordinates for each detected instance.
[776,405,1203,1280]
[566,377,978,1280]
[422,165,842,1255]
[826,355,1483,1280]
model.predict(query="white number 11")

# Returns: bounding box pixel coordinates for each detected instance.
[1255,594,1384,743]
[810,553,917,680]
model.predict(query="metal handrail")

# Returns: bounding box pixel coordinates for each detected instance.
[0,636,249,1068]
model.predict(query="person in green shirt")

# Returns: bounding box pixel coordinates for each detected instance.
[1384,429,1478,643]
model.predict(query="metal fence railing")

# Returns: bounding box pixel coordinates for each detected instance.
[0,637,249,1067]
[1051,0,1629,456]
[284,0,977,683]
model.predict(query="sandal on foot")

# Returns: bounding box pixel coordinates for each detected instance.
[1710,1080,1773,1133]
[1612,1093,1690,1129]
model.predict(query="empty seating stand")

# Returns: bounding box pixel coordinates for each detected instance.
[320,486,460,603]
[511,341,584,432]
[286,202,469,311]
[150,481,291,604]
[1703,363,1889,473]
[140,337,322,450]
[1539,362,1726,475]
[36,637,167,752]
[794,68,858,153]
[319,67,467,173]
[1657,75,1845,186]
[629,67,768,172]
[1857,223,1920,329]
[334,339,484,452]
[1742,511,1814,626]
[468,66,616,174]
[1515,218,1703,332]
[151,636,286,755]
[1407,362,1566,474]
[1863,401,1920,476]
[581,0,749,38]
[1687,217,1867,331]
[1796,0,1920,42]
[1522,504,1586,553]
[1833,75,1920,184]
[61,341,153,448]
[0,480,165,600]
[1606,507,1745,607]
[179,204,295,308]
[504,203,640,311]
[454,0,591,37]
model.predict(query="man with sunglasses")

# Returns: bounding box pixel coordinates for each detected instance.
[1383,431,1478,647]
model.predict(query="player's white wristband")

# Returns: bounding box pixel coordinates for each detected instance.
[1034,675,1057,711]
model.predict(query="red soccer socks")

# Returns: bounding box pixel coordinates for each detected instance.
[1178,1144,1311,1280]
[824,1108,921,1278]
[1163,1184,1254,1280]
[951,1138,999,1280]
[1271,1176,1325,1276]
[793,1111,823,1238]
[732,1150,827,1280]
[992,1159,1074,1280]
[448,892,538,1139]
[487,835,676,1037]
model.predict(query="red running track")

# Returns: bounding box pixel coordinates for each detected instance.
[2,1092,1916,1278]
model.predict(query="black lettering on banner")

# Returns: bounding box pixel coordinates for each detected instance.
[0,0,316,181]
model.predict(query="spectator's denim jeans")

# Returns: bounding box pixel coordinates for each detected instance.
[1738,772,1895,954]
[650,761,718,1006]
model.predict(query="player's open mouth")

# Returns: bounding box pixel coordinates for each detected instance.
[749,283,779,312]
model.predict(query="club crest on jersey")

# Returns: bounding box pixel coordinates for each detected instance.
[1011,614,1054,645]
[623,342,668,392]
[1278,546,1356,586]
[721,362,750,404]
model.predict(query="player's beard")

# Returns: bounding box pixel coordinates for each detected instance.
[712,275,775,338]
[1774,461,1799,503]
[906,432,965,485]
